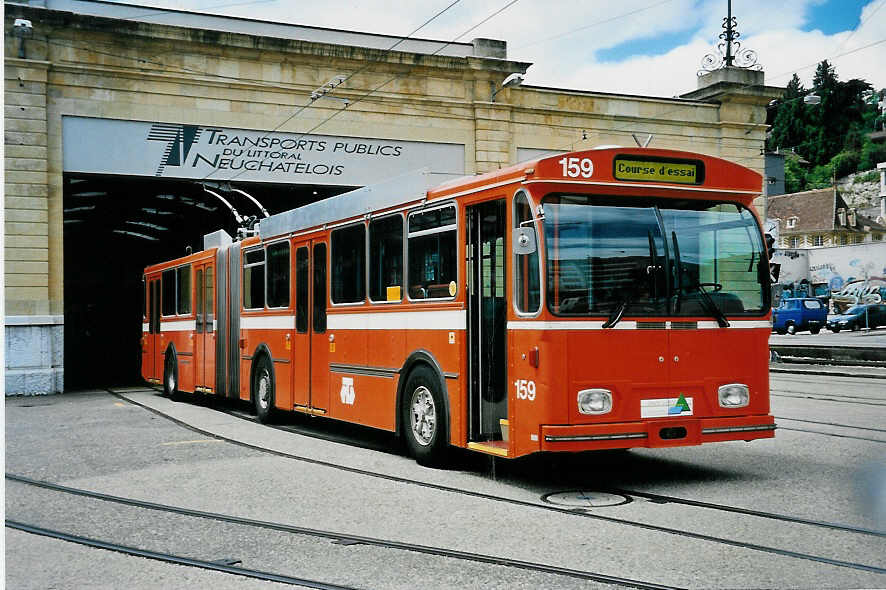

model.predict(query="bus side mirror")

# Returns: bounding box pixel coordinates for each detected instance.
[513,227,536,255]
[764,233,776,259]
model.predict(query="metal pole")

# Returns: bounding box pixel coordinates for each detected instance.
[725,0,734,66]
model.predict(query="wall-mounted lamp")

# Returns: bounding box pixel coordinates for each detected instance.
[491,73,524,102]
[13,19,33,59]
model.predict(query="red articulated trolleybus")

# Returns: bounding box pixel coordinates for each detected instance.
[142,147,776,465]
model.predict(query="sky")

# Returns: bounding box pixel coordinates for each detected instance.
[107,0,885,98]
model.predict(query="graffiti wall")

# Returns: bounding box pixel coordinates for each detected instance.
[773,243,886,307]
[806,242,886,291]
[772,249,809,284]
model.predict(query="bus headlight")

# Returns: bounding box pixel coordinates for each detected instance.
[718,383,749,408]
[578,389,612,415]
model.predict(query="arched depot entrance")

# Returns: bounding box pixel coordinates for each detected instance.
[62,176,353,390]
[60,116,465,390]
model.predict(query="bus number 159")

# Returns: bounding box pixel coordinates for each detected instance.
[558,157,593,178]
[515,379,537,401]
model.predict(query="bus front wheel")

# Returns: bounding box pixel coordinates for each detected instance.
[402,365,448,466]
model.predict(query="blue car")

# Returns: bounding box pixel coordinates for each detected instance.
[772,298,827,335]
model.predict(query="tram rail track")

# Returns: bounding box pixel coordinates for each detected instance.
[773,416,886,433]
[6,473,681,590]
[108,389,886,575]
[771,392,886,406]
[6,519,361,590]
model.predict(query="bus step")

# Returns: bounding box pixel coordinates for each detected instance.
[467,441,509,457]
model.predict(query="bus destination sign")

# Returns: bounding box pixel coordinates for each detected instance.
[613,156,703,185]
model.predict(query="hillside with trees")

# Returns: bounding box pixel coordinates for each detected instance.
[766,60,886,195]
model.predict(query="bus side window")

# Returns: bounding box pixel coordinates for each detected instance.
[142,276,147,321]
[177,265,191,314]
[266,241,290,309]
[407,204,457,300]
[514,193,540,314]
[243,248,265,310]
[161,269,176,316]
[313,243,327,332]
[369,215,403,302]
[331,224,365,304]
[296,247,308,333]
[161,265,192,316]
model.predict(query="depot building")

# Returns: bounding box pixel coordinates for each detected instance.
[4,0,779,394]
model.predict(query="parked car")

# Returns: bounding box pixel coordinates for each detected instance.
[826,304,886,332]
[772,297,827,335]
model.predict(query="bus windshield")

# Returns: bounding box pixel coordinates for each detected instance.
[542,195,767,318]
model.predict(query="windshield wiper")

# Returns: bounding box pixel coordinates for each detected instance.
[605,232,657,329]
[693,282,730,327]
[603,297,629,329]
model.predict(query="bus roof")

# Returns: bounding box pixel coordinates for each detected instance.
[428,146,762,200]
[255,146,762,241]
[258,169,456,240]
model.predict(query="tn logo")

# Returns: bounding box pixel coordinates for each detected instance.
[340,377,355,405]
[147,123,204,176]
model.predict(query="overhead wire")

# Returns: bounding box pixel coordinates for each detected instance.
[513,0,678,51]
[217,0,522,182]
[22,1,886,174]
[827,0,886,59]
[550,34,886,158]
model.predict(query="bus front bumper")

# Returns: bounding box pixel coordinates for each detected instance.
[539,415,776,452]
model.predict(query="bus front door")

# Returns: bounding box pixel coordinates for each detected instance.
[194,262,216,392]
[291,241,329,412]
[466,200,508,443]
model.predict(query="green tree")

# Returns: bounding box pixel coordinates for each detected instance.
[766,74,809,154]
[768,63,880,191]
[807,61,872,166]
[860,136,886,171]
[783,156,807,193]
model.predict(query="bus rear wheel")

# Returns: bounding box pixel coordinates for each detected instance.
[402,366,448,466]
[253,355,275,424]
[164,352,182,401]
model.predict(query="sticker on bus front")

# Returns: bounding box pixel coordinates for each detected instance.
[340,377,356,405]
[640,395,693,418]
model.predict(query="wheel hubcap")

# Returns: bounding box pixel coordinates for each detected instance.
[257,370,270,410]
[410,386,436,446]
[167,368,175,392]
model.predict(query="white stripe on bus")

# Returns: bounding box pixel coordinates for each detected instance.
[328,310,466,330]
[507,320,770,330]
[160,320,197,332]
[241,315,296,330]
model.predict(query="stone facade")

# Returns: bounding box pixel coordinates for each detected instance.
[3,3,778,394]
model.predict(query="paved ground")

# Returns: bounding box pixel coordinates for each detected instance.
[6,373,886,589]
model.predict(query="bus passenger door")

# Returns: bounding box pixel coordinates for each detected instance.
[147,278,162,380]
[292,244,311,408]
[142,277,157,381]
[466,200,507,442]
[291,241,329,412]
[310,242,329,411]
[194,262,216,392]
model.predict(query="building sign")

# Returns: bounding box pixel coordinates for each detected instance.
[62,116,464,185]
